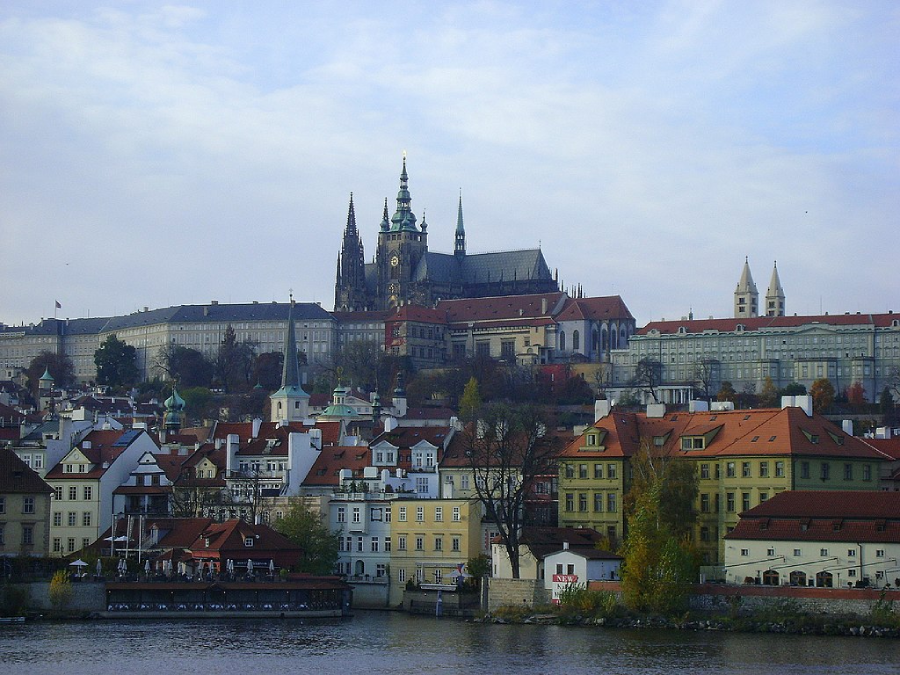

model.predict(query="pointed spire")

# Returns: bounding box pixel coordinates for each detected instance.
[281,297,301,389]
[455,189,466,257]
[380,198,390,232]
[765,260,786,316]
[734,256,759,318]
[346,192,357,236]
[391,153,417,231]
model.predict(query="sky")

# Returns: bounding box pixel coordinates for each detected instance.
[1,1,897,328]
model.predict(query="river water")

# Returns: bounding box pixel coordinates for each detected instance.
[1,610,897,675]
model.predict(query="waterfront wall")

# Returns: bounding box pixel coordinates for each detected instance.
[689,583,898,617]
[487,579,551,613]
[26,581,106,612]
[349,582,390,609]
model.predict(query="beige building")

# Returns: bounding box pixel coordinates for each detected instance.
[0,446,54,557]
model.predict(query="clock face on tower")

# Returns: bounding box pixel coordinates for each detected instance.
[390,254,399,267]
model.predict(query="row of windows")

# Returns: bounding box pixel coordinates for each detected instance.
[0,523,35,546]
[53,486,94,501]
[52,537,92,553]
[394,535,462,552]
[0,496,35,514]
[53,511,92,527]
[740,547,886,558]
[564,492,617,513]
[564,463,618,480]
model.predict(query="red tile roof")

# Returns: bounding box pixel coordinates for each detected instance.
[304,445,370,487]
[555,296,634,322]
[437,292,567,323]
[0,446,53,494]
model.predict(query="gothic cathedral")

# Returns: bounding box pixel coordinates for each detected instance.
[334,156,558,312]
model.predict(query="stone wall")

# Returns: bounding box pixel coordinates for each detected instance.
[27,580,106,612]
[350,582,391,609]
[487,578,551,612]
[690,583,897,617]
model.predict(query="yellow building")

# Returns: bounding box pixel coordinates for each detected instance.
[558,402,886,570]
[388,497,482,606]
[0,447,53,557]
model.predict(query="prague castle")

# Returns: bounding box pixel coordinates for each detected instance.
[334,156,558,312]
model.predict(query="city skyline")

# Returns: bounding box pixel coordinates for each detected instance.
[2,1,897,327]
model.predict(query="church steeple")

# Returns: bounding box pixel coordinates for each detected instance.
[390,153,418,232]
[270,296,309,423]
[765,261,785,317]
[455,189,466,258]
[734,256,759,318]
[334,193,368,311]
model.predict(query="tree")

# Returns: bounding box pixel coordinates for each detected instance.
[180,386,216,422]
[94,334,139,388]
[25,351,75,398]
[462,402,559,579]
[334,340,383,391]
[252,351,284,391]
[275,498,340,575]
[459,377,481,423]
[880,387,897,426]
[692,358,720,403]
[847,381,867,410]
[716,381,736,403]
[48,569,73,612]
[780,382,807,397]
[632,358,663,403]
[620,439,699,614]
[809,378,836,414]
[759,376,779,408]
[155,344,214,388]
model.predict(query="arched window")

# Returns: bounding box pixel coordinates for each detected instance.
[355,560,365,576]
[816,571,833,588]
[762,569,779,586]
[789,570,807,587]
[573,330,580,351]
[559,331,566,351]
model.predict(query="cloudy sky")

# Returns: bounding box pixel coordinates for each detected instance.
[2,1,896,328]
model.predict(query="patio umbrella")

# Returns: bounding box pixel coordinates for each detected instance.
[144,559,150,574]
[96,559,103,576]
[246,559,254,574]
[227,559,234,574]
[117,558,126,574]
[68,559,88,569]
[269,559,275,575]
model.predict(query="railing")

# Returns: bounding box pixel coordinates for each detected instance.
[106,601,333,612]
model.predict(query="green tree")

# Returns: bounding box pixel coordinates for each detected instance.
[156,345,214,388]
[252,351,284,391]
[620,439,699,615]
[274,498,340,575]
[180,386,216,422]
[780,382,807,397]
[880,387,897,426]
[809,378,836,414]
[94,334,139,388]
[759,375,779,408]
[25,350,76,398]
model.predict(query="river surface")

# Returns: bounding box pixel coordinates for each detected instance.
[1,610,897,675]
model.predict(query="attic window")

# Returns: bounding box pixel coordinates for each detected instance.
[681,436,705,451]
[653,436,665,447]
[670,415,679,422]
[768,436,777,442]
[743,415,751,420]
[204,538,210,548]
[751,436,759,442]
[709,415,717,421]
[244,537,254,547]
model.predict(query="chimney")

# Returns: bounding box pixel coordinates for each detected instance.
[563,541,569,550]
[842,420,853,436]
[646,403,666,418]
[384,417,398,433]
[226,433,239,475]
[689,400,709,413]
[541,297,548,314]
[781,395,812,417]
[594,399,611,421]
[251,418,262,439]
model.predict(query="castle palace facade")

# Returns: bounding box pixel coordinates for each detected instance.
[334,157,558,312]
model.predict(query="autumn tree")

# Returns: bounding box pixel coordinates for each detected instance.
[463,402,559,578]
[758,376,779,408]
[252,351,284,390]
[716,381,736,403]
[809,378,836,414]
[620,439,699,614]
[847,381,867,410]
[275,498,340,575]
[459,377,481,423]
[94,334,139,388]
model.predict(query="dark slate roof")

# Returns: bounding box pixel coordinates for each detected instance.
[414,249,553,286]
[101,302,333,332]
[0,446,53,494]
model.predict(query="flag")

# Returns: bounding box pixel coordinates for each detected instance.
[55,300,61,309]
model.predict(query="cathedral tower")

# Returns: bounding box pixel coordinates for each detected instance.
[376,154,428,309]
[734,257,759,318]
[765,261,785,317]
[334,194,369,311]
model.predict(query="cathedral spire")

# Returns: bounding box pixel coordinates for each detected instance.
[281,296,301,390]
[765,260,785,317]
[734,256,759,318]
[455,189,466,258]
[391,152,417,232]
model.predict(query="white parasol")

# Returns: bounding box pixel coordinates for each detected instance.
[269,559,275,574]
[246,559,254,574]
[69,559,88,569]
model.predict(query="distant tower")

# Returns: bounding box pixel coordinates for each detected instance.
[161,387,185,442]
[334,193,369,311]
[454,190,466,258]
[270,298,309,423]
[734,257,759,318]
[765,261,785,317]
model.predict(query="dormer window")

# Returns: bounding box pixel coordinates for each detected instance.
[244,537,254,547]
[681,436,705,450]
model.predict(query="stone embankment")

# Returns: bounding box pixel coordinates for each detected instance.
[473,612,900,637]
